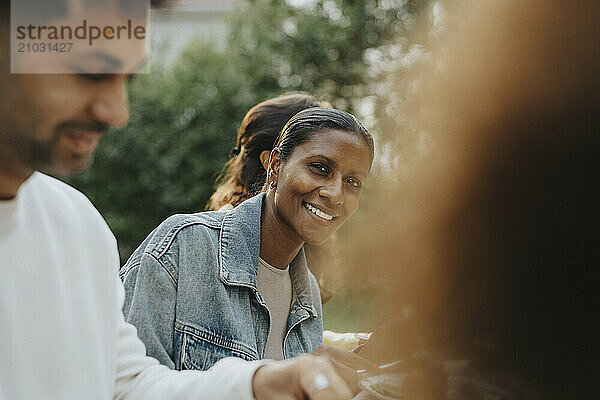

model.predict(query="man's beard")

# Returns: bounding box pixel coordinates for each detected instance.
[1,120,107,177]
[20,132,60,172]
[2,126,61,175]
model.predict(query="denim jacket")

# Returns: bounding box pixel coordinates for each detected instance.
[119,193,323,371]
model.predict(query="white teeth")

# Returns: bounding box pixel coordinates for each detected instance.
[304,202,334,221]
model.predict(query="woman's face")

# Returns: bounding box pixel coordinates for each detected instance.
[271,129,372,245]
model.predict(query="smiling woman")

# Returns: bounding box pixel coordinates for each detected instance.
[120,107,374,370]
[263,108,374,253]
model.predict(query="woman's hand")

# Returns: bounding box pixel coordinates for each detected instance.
[252,354,354,400]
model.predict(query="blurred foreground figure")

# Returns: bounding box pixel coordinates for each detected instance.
[359,0,598,398]
[0,1,352,399]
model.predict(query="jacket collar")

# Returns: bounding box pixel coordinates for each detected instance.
[219,192,318,317]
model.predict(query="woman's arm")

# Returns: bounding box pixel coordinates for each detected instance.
[114,275,270,399]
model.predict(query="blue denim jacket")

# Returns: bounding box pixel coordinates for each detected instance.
[119,193,323,371]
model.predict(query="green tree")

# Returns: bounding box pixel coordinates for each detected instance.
[67,44,255,258]
[67,0,429,263]
[227,0,428,112]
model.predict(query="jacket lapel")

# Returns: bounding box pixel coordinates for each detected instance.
[218,193,263,289]
[218,192,317,316]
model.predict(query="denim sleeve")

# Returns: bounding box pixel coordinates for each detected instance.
[121,249,178,369]
[114,274,269,400]
[308,271,324,344]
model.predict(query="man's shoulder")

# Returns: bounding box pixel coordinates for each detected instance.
[28,172,95,209]
[27,172,113,236]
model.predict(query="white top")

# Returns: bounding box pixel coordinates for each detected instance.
[0,172,264,400]
[257,257,292,360]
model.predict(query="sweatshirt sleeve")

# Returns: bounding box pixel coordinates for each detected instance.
[113,276,267,400]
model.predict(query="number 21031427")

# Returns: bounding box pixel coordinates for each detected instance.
[18,42,73,53]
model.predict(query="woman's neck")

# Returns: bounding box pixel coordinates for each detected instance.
[259,194,304,269]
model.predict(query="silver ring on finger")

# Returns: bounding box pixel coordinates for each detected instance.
[311,373,330,393]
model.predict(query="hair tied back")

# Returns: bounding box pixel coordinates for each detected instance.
[230,147,241,157]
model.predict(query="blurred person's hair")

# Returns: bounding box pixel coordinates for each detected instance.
[359,1,598,398]
[207,92,327,211]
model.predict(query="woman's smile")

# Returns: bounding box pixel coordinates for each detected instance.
[270,128,372,246]
[303,201,337,222]
[258,108,374,267]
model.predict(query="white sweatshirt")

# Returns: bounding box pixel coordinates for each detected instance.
[0,172,264,400]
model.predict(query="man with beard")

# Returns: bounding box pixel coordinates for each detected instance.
[0,1,352,399]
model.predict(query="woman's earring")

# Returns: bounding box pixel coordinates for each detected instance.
[270,180,276,189]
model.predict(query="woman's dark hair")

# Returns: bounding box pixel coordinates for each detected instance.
[206,92,326,210]
[275,107,375,164]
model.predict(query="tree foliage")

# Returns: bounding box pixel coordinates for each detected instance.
[66,0,429,262]
[227,0,428,111]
